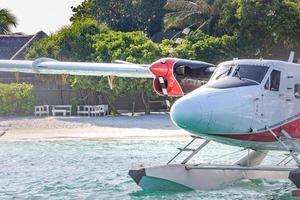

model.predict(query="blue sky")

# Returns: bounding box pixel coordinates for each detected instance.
[0,0,84,34]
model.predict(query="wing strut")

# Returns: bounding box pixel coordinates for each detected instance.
[107,76,115,90]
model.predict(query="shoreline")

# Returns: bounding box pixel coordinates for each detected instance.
[0,114,190,141]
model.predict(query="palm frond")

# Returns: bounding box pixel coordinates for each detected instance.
[164,11,208,30]
[165,0,199,12]
[210,0,226,15]
[0,8,17,34]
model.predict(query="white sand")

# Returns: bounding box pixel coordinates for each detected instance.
[0,114,190,141]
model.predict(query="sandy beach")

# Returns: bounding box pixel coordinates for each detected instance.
[0,113,189,141]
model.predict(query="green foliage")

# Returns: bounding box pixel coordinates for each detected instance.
[92,31,160,100]
[161,31,237,63]
[70,0,94,22]
[164,0,226,34]
[219,0,300,56]
[26,19,109,90]
[0,83,35,115]
[71,0,166,35]
[0,8,17,34]
[92,31,161,63]
[72,31,160,109]
[273,0,300,48]
[26,19,109,61]
[24,0,300,113]
[27,24,162,113]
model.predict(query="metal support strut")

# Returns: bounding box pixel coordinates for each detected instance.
[267,126,300,166]
[0,124,10,138]
[167,136,210,165]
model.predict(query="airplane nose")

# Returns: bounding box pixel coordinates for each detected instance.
[170,94,207,133]
[171,87,256,136]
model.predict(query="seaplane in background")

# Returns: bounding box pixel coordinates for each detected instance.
[1,34,300,193]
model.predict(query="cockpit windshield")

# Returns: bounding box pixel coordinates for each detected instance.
[233,65,269,84]
[210,64,234,81]
[211,64,269,84]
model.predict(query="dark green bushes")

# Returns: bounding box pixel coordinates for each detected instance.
[0,83,35,115]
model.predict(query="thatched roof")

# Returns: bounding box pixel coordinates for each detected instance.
[0,31,47,60]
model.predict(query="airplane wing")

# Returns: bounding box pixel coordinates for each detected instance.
[0,57,216,97]
[0,58,154,78]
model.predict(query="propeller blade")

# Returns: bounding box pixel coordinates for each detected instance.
[158,76,171,108]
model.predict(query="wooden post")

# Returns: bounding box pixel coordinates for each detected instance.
[15,72,20,82]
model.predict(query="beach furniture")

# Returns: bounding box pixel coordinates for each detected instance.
[52,105,72,116]
[34,105,50,117]
[90,105,109,116]
[77,105,93,116]
[101,105,109,116]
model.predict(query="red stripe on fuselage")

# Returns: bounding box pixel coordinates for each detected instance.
[212,117,300,142]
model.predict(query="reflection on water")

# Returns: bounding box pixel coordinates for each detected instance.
[0,139,297,200]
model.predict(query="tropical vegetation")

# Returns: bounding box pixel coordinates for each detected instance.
[164,0,225,34]
[0,8,17,34]
[3,0,299,115]
[0,83,35,115]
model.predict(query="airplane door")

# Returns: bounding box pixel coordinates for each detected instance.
[262,68,287,127]
[254,88,263,124]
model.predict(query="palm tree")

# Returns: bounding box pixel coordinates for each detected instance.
[0,9,17,34]
[164,0,225,34]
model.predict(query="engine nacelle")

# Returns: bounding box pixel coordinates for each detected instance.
[149,58,215,97]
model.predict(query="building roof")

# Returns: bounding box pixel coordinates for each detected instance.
[0,31,47,60]
[151,30,179,43]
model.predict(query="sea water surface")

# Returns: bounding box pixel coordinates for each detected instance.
[0,139,297,200]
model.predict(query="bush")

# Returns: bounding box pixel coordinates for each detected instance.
[0,83,35,116]
[161,31,237,63]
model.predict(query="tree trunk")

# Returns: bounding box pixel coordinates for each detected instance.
[103,94,120,115]
[141,93,151,115]
[60,84,64,104]
[132,95,136,116]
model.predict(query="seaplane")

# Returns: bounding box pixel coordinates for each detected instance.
[1,39,300,194]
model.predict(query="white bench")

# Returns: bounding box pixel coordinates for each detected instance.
[77,105,93,116]
[90,105,109,116]
[34,105,50,117]
[52,105,72,116]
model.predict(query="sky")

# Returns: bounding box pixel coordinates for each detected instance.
[0,0,84,35]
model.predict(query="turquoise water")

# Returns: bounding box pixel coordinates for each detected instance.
[0,139,297,200]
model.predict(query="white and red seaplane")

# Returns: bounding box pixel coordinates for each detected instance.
[1,49,300,193]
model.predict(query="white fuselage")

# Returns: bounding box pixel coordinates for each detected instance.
[171,59,300,151]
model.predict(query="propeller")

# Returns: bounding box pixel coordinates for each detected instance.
[158,76,171,108]
[114,27,193,109]
[160,27,191,108]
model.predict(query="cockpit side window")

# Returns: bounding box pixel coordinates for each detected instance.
[270,70,281,91]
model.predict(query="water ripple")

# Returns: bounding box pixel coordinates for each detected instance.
[0,140,297,199]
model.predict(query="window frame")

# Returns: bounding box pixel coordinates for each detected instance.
[270,70,281,91]
[295,84,300,99]
[264,77,270,90]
